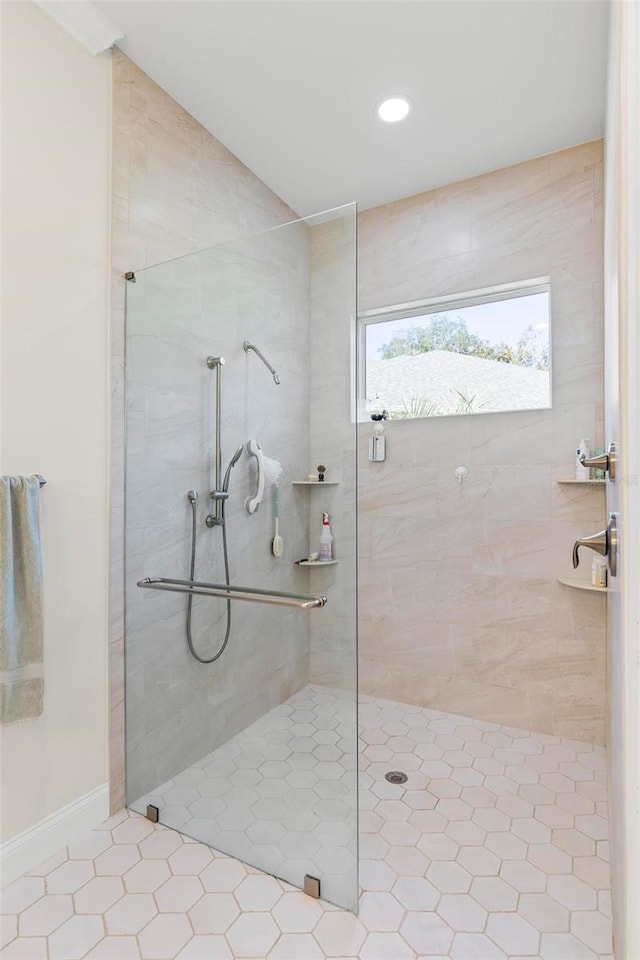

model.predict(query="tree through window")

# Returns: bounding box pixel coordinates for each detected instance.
[360,282,551,419]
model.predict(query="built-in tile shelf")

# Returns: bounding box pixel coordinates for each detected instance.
[558,577,609,593]
[292,480,340,486]
[556,478,606,485]
[295,559,339,567]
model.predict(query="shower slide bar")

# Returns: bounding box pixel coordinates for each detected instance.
[137,577,327,609]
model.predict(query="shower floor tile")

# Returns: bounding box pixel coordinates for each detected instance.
[135,684,358,910]
[1,687,613,959]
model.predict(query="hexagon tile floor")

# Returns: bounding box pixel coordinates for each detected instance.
[135,685,358,911]
[1,686,613,959]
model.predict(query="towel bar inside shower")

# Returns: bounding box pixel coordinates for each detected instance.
[137,577,328,609]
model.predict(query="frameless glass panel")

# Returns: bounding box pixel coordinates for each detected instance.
[124,205,358,910]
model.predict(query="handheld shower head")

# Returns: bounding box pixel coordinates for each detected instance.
[223,444,244,492]
[230,444,244,468]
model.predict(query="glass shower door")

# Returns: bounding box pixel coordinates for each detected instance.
[124,205,358,909]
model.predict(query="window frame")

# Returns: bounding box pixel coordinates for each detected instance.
[357,277,552,421]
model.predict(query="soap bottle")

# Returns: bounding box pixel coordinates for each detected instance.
[319,512,333,561]
[576,438,592,480]
[592,555,608,588]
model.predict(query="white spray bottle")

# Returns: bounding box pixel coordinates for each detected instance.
[319,512,333,561]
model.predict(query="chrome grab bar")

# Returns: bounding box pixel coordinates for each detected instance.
[137,577,327,609]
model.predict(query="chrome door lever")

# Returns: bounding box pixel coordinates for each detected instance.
[572,512,619,577]
[572,529,607,569]
[579,453,609,471]
[579,441,618,480]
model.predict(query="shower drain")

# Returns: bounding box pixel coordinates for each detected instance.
[385,770,408,785]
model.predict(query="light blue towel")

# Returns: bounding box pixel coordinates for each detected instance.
[0,476,44,722]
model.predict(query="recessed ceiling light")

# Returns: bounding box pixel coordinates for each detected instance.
[377,95,411,123]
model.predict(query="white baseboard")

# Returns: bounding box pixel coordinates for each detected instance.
[0,783,110,887]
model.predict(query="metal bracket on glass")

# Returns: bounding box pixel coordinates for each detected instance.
[303,875,321,899]
[137,577,328,609]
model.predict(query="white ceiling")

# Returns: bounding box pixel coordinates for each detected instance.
[99,0,609,214]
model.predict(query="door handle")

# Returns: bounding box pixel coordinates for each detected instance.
[572,529,607,569]
[579,453,609,471]
[579,441,618,480]
[572,512,619,578]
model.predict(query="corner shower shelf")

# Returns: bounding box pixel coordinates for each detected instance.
[296,560,339,567]
[556,479,606,485]
[558,577,610,593]
[292,481,340,486]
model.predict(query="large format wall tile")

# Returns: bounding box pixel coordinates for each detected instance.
[110,53,312,811]
[308,215,358,693]
[354,142,606,742]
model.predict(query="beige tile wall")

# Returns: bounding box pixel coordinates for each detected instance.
[356,141,607,743]
[308,213,358,691]
[109,53,307,812]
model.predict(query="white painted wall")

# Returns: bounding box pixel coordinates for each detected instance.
[0,1,111,847]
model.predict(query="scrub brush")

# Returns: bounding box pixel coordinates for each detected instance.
[272,484,284,557]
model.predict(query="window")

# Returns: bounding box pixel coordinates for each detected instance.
[359,280,551,420]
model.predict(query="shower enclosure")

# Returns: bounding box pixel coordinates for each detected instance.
[124,205,358,910]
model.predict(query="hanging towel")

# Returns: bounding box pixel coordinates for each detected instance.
[0,476,44,723]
